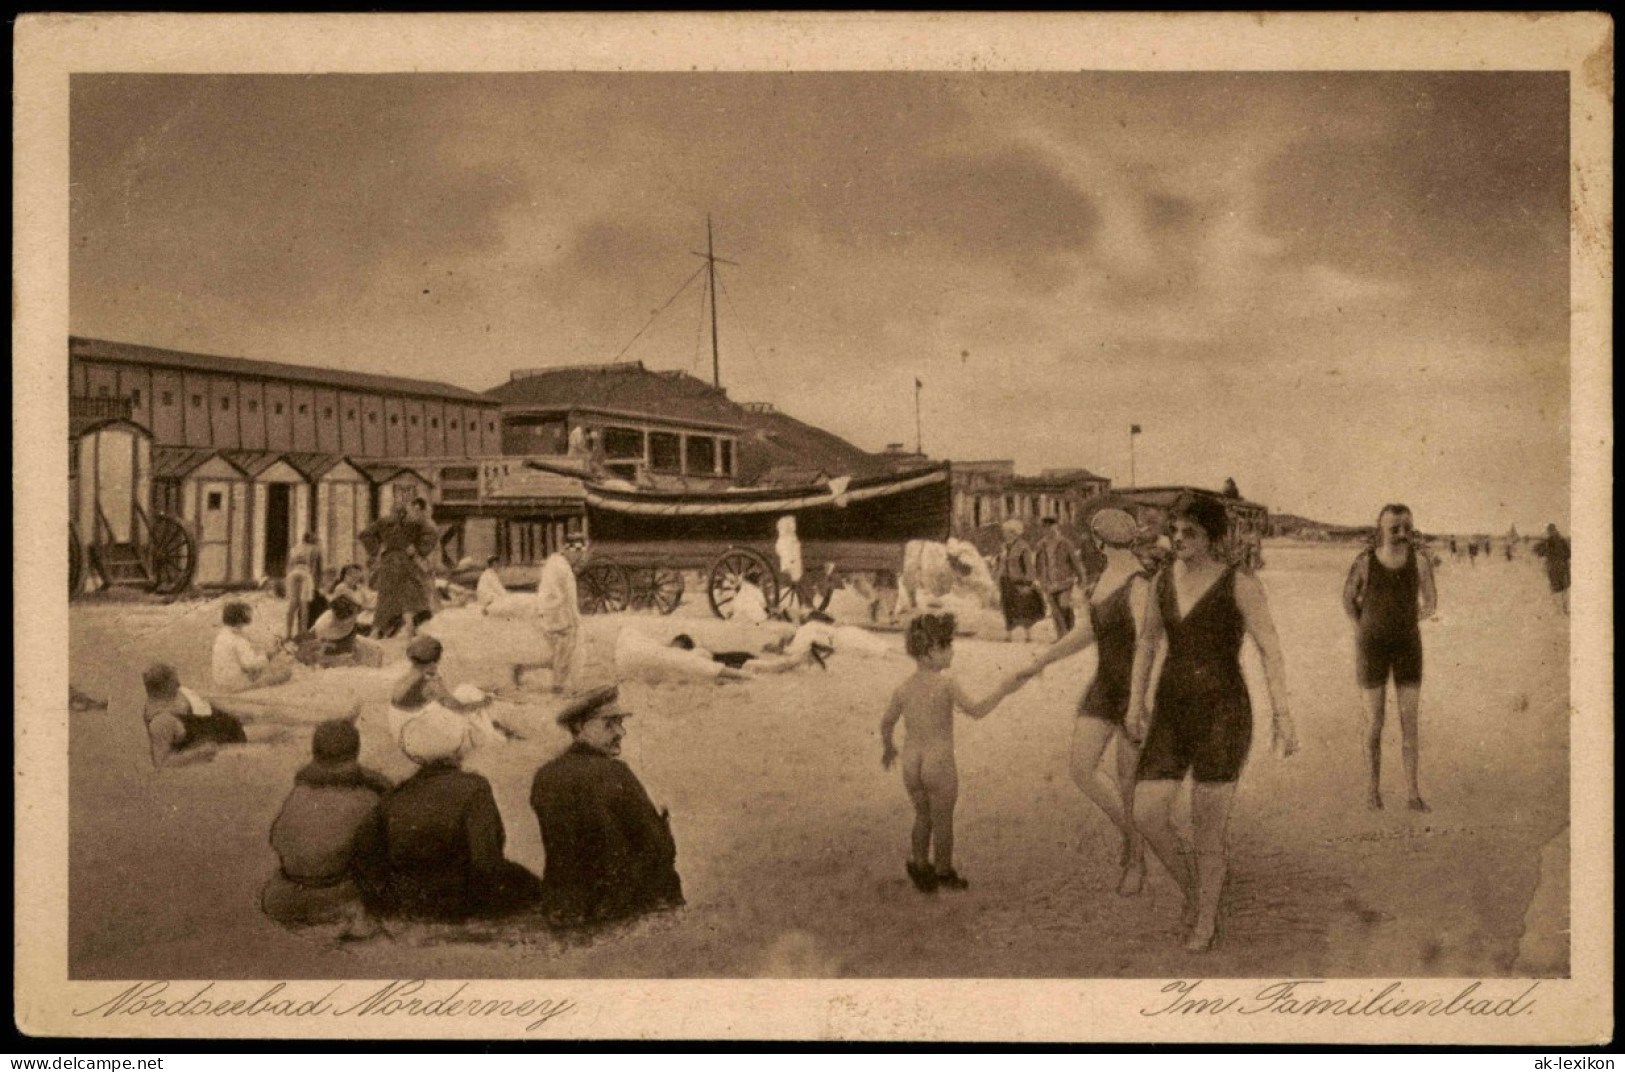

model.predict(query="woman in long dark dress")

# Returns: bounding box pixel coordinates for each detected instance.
[1127,496,1296,952]
[358,505,436,640]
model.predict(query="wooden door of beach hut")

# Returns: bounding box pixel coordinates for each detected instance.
[225,452,308,581]
[289,454,374,577]
[154,448,251,586]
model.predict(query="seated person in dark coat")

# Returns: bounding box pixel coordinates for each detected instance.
[529,686,684,928]
[262,719,391,936]
[354,706,541,923]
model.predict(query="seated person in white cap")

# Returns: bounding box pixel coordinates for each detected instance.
[529,686,684,928]
[352,705,542,923]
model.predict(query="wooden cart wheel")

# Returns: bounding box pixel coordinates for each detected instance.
[648,568,685,615]
[69,522,84,597]
[707,547,780,619]
[778,569,836,619]
[147,513,196,596]
[577,560,631,615]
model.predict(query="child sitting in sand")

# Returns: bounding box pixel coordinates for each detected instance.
[142,663,247,768]
[879,613,1031,892]
[212,601,296,694]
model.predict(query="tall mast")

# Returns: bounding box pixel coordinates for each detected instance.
[707,216,721,388]
[692,216,737,390]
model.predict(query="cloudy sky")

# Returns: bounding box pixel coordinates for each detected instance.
[71,72,1569,532]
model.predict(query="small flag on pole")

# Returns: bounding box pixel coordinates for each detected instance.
[1131,424,1142,435]
[916,377,923,390]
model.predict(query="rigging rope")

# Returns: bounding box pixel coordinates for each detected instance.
[715,272,776,406]
[607,263,707,365]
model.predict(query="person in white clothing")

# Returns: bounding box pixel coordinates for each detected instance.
[476,556,509,609]
[212,602,295,693]
[512,535,587,692]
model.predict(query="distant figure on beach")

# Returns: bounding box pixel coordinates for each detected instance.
[513,534,587,692]
[261,719,390,938]
[211,601,295,694]
[1034,517,1087,636]
[142,662,247,768]
[993,519,1045,643]
[1343,504,1437,813]
[1128,495,1295,953]
[530,686,685,928]
[880,613,1031,893]
[476,556,508,609]
[1540,523,1571,615]
[284,532,323,640]
[1020,508,1164,895]
[1468,539,1479,566]
[358,501,438,640]
[1449,537,1458,557]
[355,705,542,923]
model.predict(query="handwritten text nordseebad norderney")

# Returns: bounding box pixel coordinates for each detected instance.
[1142,980,1540,1018]
[72,981,576,1033]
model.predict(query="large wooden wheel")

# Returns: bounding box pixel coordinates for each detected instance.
[69,522,84,597]
[147,512,196,596]
[778,569,836,620]
[707,547,779,619]
[577,560,631,615]
[647,568,685,615]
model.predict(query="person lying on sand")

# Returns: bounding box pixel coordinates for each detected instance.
[142,662,248,768]
[880,613,1031,893]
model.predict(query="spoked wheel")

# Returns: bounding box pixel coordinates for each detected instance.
[707,547,779,619]
[69,522,84,597]
[778,567,836,620]
[147,513,196,596]
[577,560,631,615]
[648,568,685,615]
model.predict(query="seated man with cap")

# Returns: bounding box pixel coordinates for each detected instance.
[353,705,542,923]
[529,686,684,928]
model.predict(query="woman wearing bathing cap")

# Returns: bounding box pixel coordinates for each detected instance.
[993,518,1046,643]
[1016,508,1168,896]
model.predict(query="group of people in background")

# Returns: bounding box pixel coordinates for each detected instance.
[132,484,1573,957]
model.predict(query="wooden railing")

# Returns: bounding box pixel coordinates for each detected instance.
[72,396,135,422]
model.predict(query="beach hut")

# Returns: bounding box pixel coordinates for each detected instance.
[361,462,436,518]
[287,453,375,576]
[153,448,253,586]
[223,451,309,580]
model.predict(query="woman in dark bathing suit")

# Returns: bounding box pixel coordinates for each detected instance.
[1127,495,1296,953]
[1022,508,1166,895]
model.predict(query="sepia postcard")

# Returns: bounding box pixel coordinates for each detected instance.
[13,12,1613,1045]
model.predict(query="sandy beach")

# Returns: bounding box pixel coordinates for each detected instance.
[66,542,1569,980]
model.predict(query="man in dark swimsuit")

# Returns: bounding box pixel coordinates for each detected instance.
[1343,504,1438,812]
